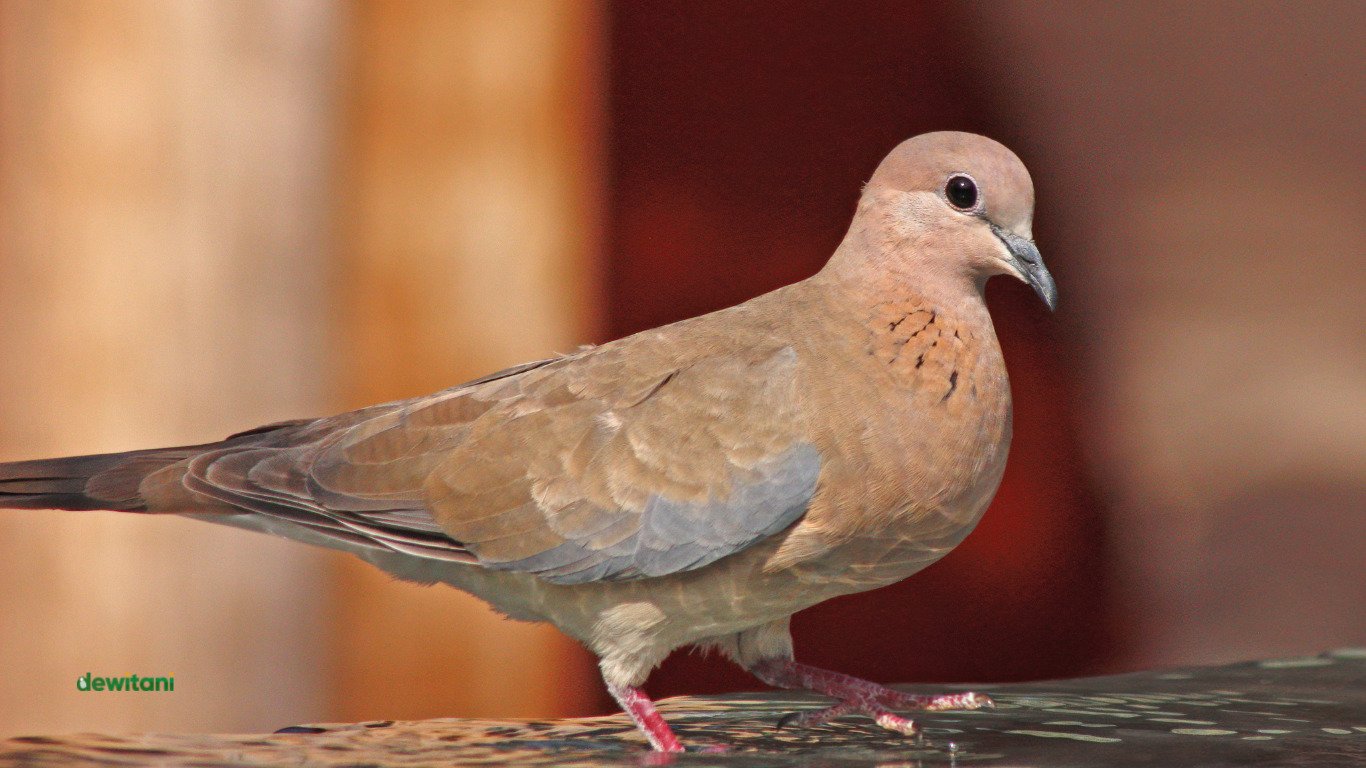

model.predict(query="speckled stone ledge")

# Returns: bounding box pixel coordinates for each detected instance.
[3,649,1363,767]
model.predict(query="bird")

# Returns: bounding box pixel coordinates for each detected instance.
[0,131,1055,752]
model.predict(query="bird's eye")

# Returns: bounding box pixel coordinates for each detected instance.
[945,175,978,211]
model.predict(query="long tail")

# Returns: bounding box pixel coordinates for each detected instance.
[1,416,478,575]
[0,446,206,511]
[0,418,313,512]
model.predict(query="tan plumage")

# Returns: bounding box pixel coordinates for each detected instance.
[0,131,1055,751]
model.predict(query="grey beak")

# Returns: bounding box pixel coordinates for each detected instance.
[990,223,1057,311]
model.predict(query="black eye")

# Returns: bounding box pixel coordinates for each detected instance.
[945,175,978,210]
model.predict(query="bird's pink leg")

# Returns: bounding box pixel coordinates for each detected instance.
[749,658,993,735]
[606,681,684,753]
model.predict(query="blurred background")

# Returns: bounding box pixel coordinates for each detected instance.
[0,0,1361,736]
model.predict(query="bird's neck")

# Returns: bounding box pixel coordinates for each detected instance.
[814,222,994,330]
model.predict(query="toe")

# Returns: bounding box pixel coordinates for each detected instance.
[872,711,919,736]
[920,690,994,711]
[964,691,995,709]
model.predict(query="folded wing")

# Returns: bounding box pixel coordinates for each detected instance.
[185,340,819,585]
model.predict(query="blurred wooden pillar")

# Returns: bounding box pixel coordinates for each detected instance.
[0,1,338,733]
[333,1,604,719]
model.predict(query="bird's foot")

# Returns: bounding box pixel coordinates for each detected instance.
[752,658,992,736]
[776,701,920,736]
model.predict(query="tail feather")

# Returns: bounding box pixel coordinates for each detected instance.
[0,450,182,510]
[0,420,314,513]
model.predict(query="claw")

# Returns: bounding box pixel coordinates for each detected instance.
[966,692,996,710]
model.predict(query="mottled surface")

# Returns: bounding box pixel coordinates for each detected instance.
[3,650,1362,766]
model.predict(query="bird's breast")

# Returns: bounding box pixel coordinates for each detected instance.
[866,297,1012,520]
[776,298,1012,591]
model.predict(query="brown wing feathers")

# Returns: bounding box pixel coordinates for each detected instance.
[424,343,819,583]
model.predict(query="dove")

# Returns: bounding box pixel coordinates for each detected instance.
[0,131,1055,752]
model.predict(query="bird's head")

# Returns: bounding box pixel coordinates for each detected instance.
[832,131,1056,311]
